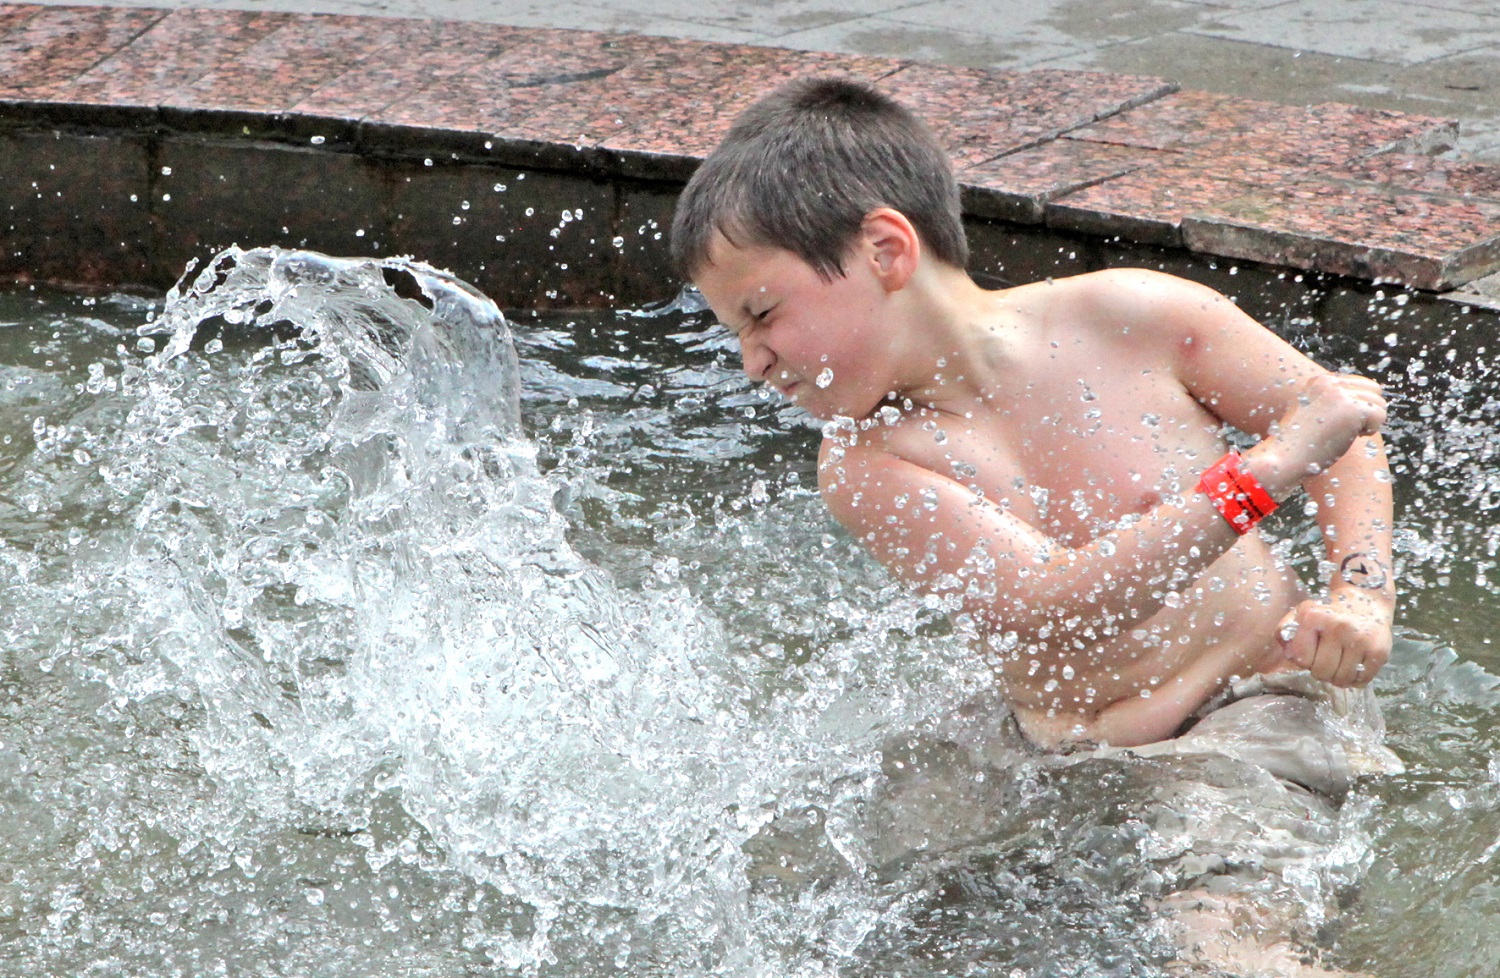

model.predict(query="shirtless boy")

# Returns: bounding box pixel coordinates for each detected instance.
[670,76,1395,754]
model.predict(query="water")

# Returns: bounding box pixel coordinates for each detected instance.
[0,248,1496,977]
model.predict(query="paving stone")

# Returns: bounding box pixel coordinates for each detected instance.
[1045,161,1266,247]
[165,13,416,115]
[1183,179,1500,290]
[877,64,1175,168]
[368,28,654,144]
[50,9,292,106]
[590,46,899,180]
[0,4,165,98]
[0,5,39,35]
[960,138,1162,223]
[290,19,524,121]
[1184,0,1500,65]
[1071,90,1456,167]
[1331,154,1500,202]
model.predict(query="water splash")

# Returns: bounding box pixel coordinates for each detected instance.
[0,249,997,976]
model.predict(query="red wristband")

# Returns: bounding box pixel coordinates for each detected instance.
[1197,450,1277,535]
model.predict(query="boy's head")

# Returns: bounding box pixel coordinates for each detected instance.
[670,76,967,283]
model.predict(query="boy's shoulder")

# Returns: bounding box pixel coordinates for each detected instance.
[994,267,1237,363]
[1004,266,1217,316]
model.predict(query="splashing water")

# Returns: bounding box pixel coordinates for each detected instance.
[2,250,1500,977]
[0,248,1007,976]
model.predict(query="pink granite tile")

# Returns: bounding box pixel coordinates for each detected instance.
[960,138,1163,222]
[0,4,165,98]
[1198,102,1458,169]
[877,65,1175,169]
[1045,160,1272,246]
[587,46,900,173]
[368,28,656,137]
[504,36,746,148]
[290,19,523,119]
[1331,153,1500,202]
[0,5,40,36]
[165,13,416,114]
[1071,90,1456,169]
[1183,180,1500,290]
[49,9,292,106]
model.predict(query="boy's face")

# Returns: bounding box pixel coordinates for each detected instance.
[693,233,893,421]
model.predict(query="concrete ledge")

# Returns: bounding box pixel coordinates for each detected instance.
[1,3,1499,304]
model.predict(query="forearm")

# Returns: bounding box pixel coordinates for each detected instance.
[980,434,1321,640]
[1305,433,1396,609]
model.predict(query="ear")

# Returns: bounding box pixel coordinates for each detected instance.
[860,207,920,292]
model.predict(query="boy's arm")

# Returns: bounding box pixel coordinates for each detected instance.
[1276,433,1395,686]
[820,269,1390,688]
[818,371,1381,666]
[1155,271,1396,687]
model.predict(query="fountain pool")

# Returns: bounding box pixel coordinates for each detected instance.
[0,247,1497,977]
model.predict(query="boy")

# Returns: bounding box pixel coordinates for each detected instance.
[670,76,1395,753]
[671,76,1403,975]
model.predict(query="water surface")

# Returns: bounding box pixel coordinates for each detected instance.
[0,249,1495,977]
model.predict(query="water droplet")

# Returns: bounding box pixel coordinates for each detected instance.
[815,367,834,388]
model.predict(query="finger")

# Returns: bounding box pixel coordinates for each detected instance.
[1294,606,1348,683]
[1304,632,1343,684]
[1329,639,1367,688]
[1352,635,1392,687]
[1278,607,1320,671]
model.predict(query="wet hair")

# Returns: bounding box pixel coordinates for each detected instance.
[669,76,968,281]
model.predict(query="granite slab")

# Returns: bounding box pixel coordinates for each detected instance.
[0,3,1496,293]
[1070,90,1457,167]
[1183,179,1500,290]
[961,138,1162,223]
[53,8,292,107]
[0,4,165,98]
[877,64,1175,169]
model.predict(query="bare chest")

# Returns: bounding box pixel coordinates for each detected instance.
[897,351,1225,545]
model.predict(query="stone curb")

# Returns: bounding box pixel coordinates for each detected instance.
[2,3,1499,294]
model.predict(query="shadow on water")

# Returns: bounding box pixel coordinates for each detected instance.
[0,247,1496,976]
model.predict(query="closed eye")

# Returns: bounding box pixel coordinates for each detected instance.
[724,308,770,337]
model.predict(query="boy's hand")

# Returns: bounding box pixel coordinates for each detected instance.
[1275,588,1394,687]
[1267,373,1387,486]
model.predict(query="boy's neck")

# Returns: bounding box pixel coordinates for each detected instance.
[883,260,1021,413]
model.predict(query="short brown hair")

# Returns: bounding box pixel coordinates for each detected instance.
[670,76,968,281]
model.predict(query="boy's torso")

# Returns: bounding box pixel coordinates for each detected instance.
[832,277,1303,748]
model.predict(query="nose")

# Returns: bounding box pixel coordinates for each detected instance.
[738,331,775,383]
